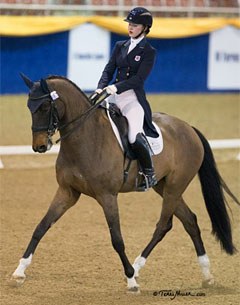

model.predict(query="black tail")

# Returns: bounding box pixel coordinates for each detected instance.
[193,127,239,255]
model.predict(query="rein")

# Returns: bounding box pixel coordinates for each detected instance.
[29,87,110,144]
[56,91,109,143]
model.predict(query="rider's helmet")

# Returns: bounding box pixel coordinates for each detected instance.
[124,7,153,30]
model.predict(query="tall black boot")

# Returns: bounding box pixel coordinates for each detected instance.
[131,133,158,191]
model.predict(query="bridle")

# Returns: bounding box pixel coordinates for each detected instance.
[29,91,60,136]
[28,85,110,144]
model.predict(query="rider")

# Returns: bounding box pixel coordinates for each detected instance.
[95,7,158,191]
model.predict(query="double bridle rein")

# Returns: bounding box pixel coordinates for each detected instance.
[29,87,110,144]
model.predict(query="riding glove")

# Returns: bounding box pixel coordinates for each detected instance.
[95,88,103,94]
[105,85,117,95]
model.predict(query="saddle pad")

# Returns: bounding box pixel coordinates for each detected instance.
[104,101,163,155]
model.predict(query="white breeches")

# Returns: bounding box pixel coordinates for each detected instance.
[107,89,144,144]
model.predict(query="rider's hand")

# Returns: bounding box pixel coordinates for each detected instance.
[104,85,117,95]
[89,88,103,104]
[95,88,103,94]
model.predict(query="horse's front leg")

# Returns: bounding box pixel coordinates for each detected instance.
[97,194,138,293]
[11,186,80,285]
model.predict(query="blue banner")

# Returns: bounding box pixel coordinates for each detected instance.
[1,32,68,94]
[0,28,238,94]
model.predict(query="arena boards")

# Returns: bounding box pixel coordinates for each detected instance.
[0,139,239,169]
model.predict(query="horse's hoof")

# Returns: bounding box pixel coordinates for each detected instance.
[9,275,26,287]
[127,286,141,294]
[202,277,215,288]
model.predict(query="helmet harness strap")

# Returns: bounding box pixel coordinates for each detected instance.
[133,26,148,39]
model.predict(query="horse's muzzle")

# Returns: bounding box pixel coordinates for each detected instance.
[32,132,53,153]
[33,145,48,153]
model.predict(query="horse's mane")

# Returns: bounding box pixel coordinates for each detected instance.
[47,75,91,104]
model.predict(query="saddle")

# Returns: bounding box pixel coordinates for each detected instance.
[102,103,137,160]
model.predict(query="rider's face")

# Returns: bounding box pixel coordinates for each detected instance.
[128,23,144,38]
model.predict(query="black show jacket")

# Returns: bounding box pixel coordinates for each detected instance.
[97,38,158,138]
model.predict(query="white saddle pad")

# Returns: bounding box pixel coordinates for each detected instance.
[104,101,163,155]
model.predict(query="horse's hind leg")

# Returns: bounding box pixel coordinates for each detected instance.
[133,191,176,277]
[174,199,214,286]
[11,186,80,285]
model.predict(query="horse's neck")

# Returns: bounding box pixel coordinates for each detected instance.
[51,79,90,123]
[52,79,106,149]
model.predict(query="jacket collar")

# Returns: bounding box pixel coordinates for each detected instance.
[121,39,131,58]
[130,35,145,45]
[121,38,147,58]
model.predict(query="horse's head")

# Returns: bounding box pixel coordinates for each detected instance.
[21,73,63,153]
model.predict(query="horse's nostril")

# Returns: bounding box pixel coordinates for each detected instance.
[38,145,47,153]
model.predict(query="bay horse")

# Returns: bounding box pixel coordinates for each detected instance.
[11,74,239,293]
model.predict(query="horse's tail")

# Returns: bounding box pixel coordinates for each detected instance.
[193,127,240,255]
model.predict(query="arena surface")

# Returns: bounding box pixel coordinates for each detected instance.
[1,94,239,305]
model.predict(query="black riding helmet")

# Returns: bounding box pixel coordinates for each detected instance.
[124,7,153,30]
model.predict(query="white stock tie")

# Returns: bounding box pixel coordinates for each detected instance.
[128,40,137,54]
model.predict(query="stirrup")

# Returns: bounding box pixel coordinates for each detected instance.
[135,172,158,192]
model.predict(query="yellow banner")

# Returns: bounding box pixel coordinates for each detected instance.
[0,15,239,38]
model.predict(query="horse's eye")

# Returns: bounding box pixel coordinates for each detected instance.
[39,102,50,112]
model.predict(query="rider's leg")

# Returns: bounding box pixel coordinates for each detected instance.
[131,133,158,190]
[115,90,157,191]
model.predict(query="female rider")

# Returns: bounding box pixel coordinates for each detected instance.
[95,7,158,191]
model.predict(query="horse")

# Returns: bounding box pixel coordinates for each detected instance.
[11,74,239,293]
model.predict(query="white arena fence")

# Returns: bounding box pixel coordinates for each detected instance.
[0,139,240,155]
[0,139,239,169]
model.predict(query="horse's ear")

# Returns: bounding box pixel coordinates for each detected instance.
[40,78,49,93]
[20,72,34,89]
